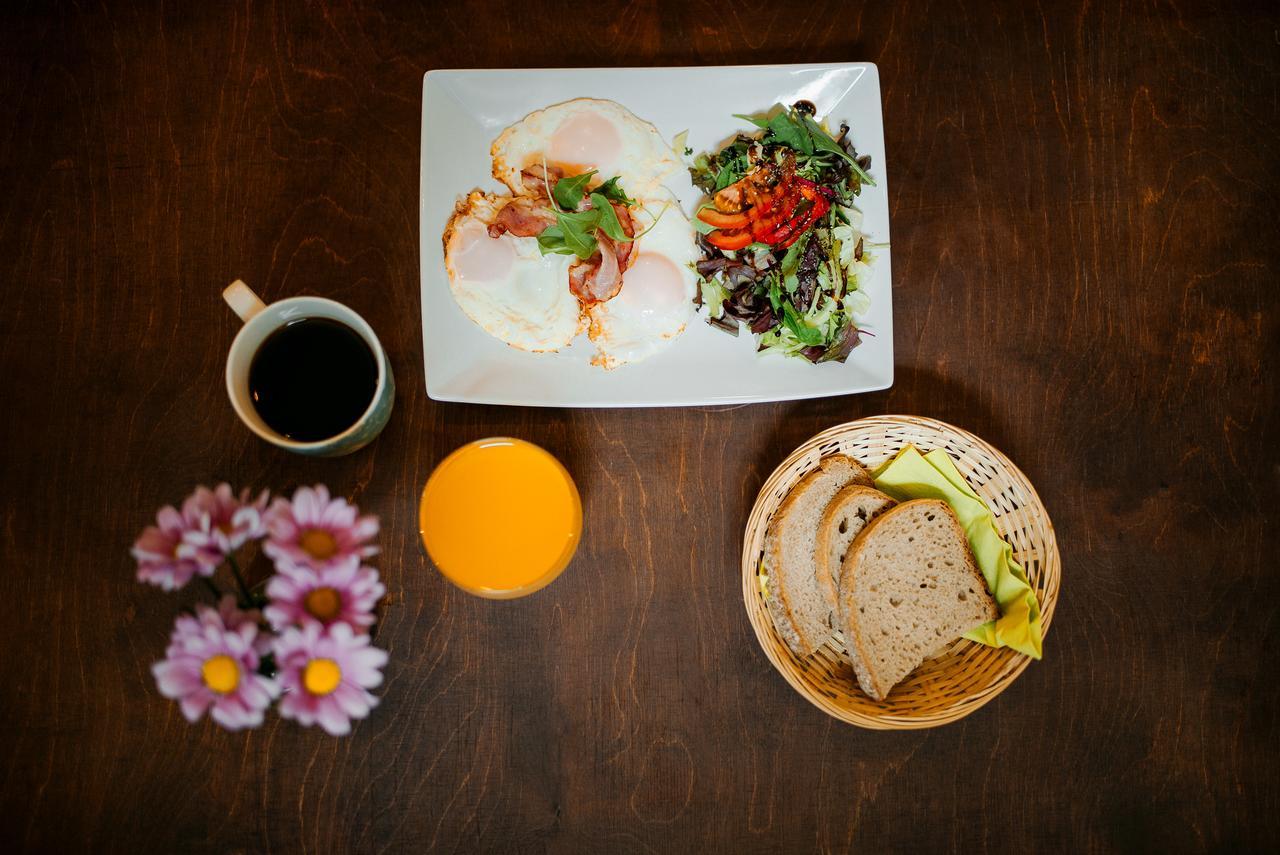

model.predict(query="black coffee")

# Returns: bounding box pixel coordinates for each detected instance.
[248,317,378,442]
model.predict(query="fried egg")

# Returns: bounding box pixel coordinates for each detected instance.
[491,98,680,199]
[587,193,699,369]
[443,191,583,352]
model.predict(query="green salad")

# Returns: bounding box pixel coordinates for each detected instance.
[687,102,878,363]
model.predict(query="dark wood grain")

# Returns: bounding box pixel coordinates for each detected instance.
[1,0,1276,852]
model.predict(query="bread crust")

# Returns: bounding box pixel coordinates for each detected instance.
[816,485,897,691]
[841,499,996,700]
[815,485,895,620]
[763,455,871,657]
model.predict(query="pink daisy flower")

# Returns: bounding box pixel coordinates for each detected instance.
[264,558,386,632]
[133,503,207,591]
[152,596,278,730]
[264,485,378,571]
[180,484,269,570]
[274,622,387,736]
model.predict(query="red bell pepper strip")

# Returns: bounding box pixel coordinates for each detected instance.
[757,179,833,246]
[697,207,751,230]
[776,197,831,248]
[766,199,814,246]
[748,180,788,218]
[750,182,804,240]
[706,228,754,251]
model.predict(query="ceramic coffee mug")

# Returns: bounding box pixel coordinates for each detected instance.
[223,280,394,456]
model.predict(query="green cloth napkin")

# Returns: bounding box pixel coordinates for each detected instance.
[871,445,1043,659]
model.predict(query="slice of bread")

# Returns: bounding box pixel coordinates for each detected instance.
[815,485,898,677]
[764,455,874,657]
[839,499,998,700]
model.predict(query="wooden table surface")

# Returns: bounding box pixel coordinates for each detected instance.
[2,1,1277,852]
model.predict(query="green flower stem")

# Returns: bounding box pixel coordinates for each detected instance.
[199,577,222,601]
[226,554,253,607]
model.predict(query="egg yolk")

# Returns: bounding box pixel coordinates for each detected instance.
[615,253,685,314]
[549,112,622,176]
[454,223,516,283]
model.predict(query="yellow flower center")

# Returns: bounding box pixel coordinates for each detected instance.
[217,521,235,535]
[303,658,342,696]
[304,586,342,622]
[299,529,338,561]
[202,655,240,694]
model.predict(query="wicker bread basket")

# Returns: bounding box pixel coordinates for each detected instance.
[742,415,1060,729]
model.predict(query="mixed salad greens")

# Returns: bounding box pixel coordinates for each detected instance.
[687,102,877,363]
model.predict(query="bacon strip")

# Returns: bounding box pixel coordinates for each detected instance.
[568,236,622,304]
[566,200,638,304]
[487,197,556,238]
[594,234,621,296]
[519,165,565,199]
[611,202,636,271]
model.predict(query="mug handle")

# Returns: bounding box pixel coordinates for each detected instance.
[223,280,266,323]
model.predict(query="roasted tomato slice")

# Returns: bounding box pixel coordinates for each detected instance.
[696,207,751,230]
[750,183,805,240]
[713,182,748,213]
[748,183,786,217]
[706,229,754,251]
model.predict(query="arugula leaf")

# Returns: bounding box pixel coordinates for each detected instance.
[766,110,814,154]
[708,138,752,191]
[779,230,810,275]
[553,209,601,259]
[593,176,635,206]
[713,153,750,191]
[782,304,825,345]
[712,165,738,191]
[536,225,577,256]
[733,112,771,129]
[800,115,877,186]
[556,209,600,229]
[591,192,632,242]
[552,170,597,211]
[766,274,783,312]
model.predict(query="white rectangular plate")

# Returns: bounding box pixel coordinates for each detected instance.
[420,63,892,407]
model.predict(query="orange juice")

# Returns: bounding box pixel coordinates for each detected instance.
[419,438,582,598]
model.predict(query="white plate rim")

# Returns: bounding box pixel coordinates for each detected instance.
[418,62,893,408]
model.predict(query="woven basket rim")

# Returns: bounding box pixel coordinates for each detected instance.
[741,415,1060,729]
